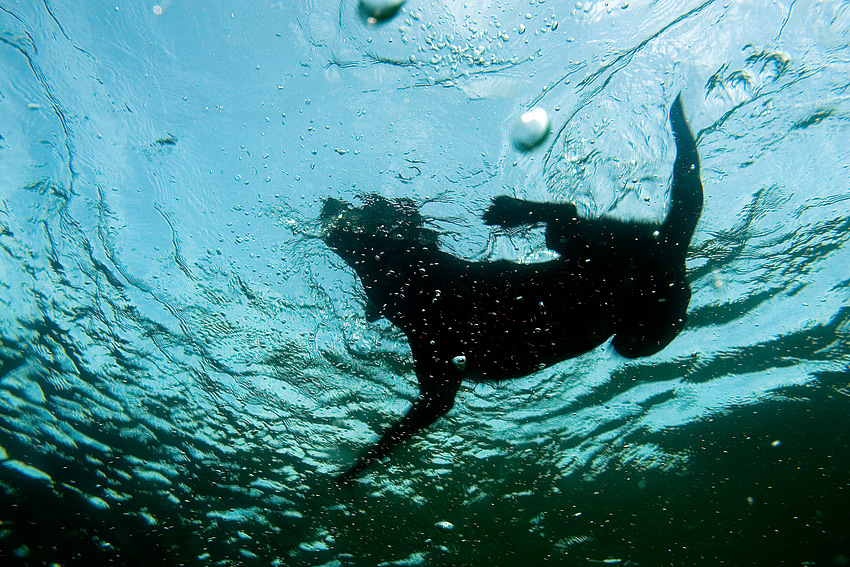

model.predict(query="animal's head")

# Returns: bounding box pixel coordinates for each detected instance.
[320,194,439,264]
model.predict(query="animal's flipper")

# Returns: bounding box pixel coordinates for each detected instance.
[337,379,460,483]
[664,93,703,248]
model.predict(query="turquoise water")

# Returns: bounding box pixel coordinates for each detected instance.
[1,1,848,565]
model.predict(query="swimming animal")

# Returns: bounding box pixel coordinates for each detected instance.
[321,94,702,481]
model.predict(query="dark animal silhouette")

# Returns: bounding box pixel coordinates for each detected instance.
[321,94,702,481]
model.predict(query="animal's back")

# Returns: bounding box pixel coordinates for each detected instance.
[394,251,627,380]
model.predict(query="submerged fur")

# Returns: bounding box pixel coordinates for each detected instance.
[321,95,703,481]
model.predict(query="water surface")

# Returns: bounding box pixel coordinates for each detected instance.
[1,1,848,565]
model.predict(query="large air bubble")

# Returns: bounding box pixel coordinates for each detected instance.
[359,0,406,23]
[512,107,551,151]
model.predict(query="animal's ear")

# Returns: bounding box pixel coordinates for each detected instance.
[321,197,350,218]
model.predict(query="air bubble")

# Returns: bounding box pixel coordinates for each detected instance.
[511,107,551,150]
[359,0,406,22]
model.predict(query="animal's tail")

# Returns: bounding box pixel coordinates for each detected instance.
[663,94,703,247]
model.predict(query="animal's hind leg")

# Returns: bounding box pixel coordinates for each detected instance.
[338,377,460,482]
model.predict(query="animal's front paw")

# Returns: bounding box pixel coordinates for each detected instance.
[482,196,534,227]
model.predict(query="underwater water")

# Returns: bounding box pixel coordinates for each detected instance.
[1,0,848,565]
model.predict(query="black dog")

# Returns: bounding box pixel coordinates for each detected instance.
[321,94,702,481]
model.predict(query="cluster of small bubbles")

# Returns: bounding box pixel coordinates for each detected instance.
[710,272,725,290]
[570,0,594,17]
[377,6,555,80]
